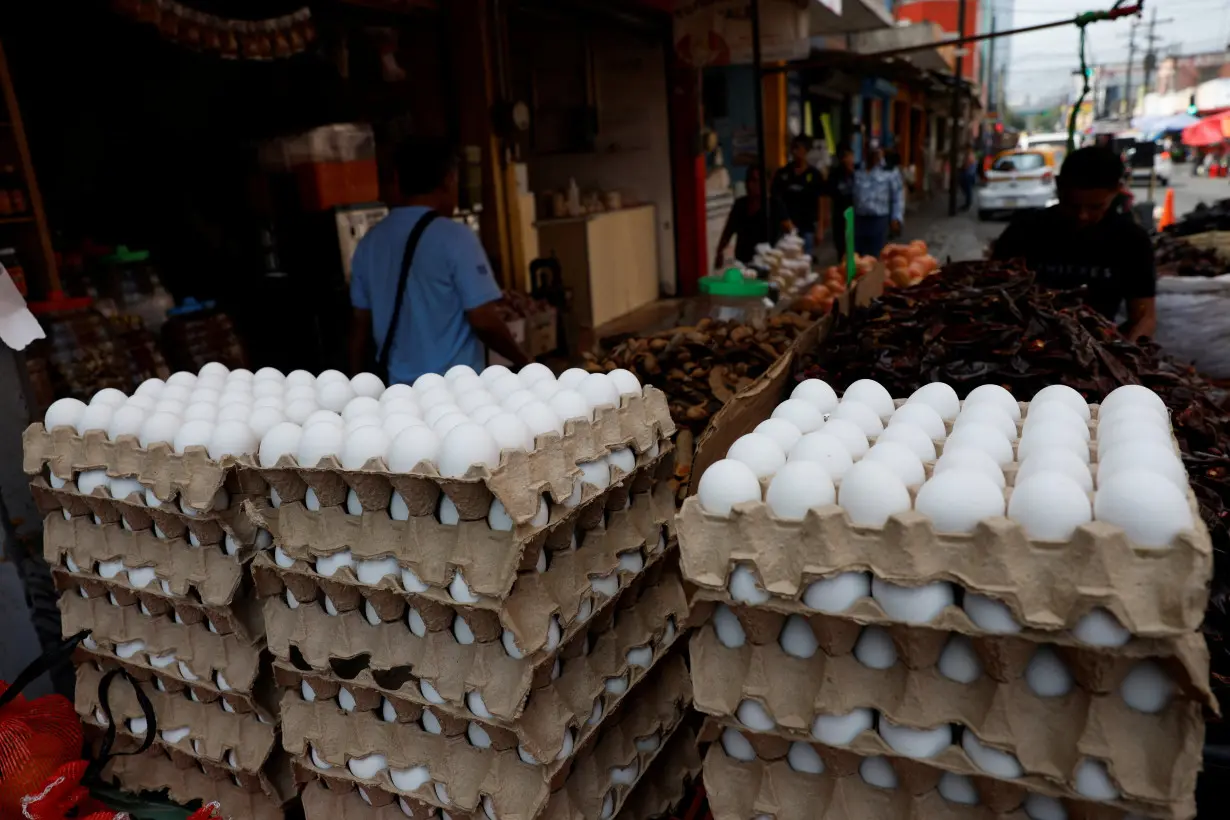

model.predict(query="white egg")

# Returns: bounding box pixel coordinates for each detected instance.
[697,459,762,516]
[254,366,284,382]
[1025,646,1074,697]
[467,691,493,718]
[938,635,983,683]
[1100,384,1167,417]
[842,379,895,421]
[134,378,166,398]
[954,403,1018,441]
[863,441,926,487]
[945,423,1014,467]
[765,462,835,520]
[439,496,460,525]
[107,406,147,440]
[450,571,478,603]
[1098,404,1171,438]
[172,420,214,454]
[546,389,590,423]
[832,400,884,437]
[137,413,181,448]
[247,407,286,440]
[854,625,898,669]
[501,390,536,416]
[937,773,979,806]
[813,709,875,745]
[607,446,636,476]
[341,397,380,422]
[258,423,303,468]
[565,458,611,506]
[297,422,344,467]
[736,699,776,732]
[802,572,870,613]
[712,604,746,648]
[1074,758,1120,800]
[518,402,564,442]
[889,402,947,440]
[1018,425,1091,464]
[1095,421,1173,459]
[1032,384,1091,420]
[577,373,620,414]
[77,403,114,435]
[468,722,493,749]
[1009,472,1093,540]
[872,578,954,624]
[791,379,839,412]
[347,753,388,780]
[1120,661,1175,713]
[208,421,257,460]
[517,362,554,386]
[1023,794,1068,820]
[727,433,786,479]
[1073,607,1131,647]
[838,461,911,527]
[284,385,317,405]
[859,757,898,790]
[1017,448,1093,493]
[964,593,1021,634]
[339,427,390,470]
[874,422,935,461]
[765,740,818,776]
[284,400,319,426]
[380,394,418,417]
[316,369,347,385]
[879,719,952,759]
[419,680,445,704]
[721,728,757,762]
[727,564,769,604]
[76,469,109,496]
[251,381,284,401]
[108,476,145,502]
[316,381,356,414]
[907,382,961,421]
[964,384,1022,420]
[608,368,642,397]
[217,393,251,411]
[355,556,400,585]
[962,731,1023,778]
[752,419,803,454]
[915,469,1006,533]
[1094,469,1192,549]
[348,373,384,399]
[788,432,855,479]
[383,415,423,440]
[387,426,441,471]
[216,404,254,425]
[1023,401,1090,440]
[772,399,825,433]
[778,615,819,659]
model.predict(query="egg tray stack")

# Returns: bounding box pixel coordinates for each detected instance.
[21,428,292,819]
[243,395,696,820]
[678,401,1215,820]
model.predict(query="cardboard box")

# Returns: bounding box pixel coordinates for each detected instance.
[525,307,559,358]
[246,445,675,610]
[24,386,676,524]
[264,561,687,744]
[689,620,1207,806]
[285,650,692,820]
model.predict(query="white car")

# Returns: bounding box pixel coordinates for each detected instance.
[977,150,1059,220]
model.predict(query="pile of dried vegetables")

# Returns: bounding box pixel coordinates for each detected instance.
[585,313,816,434]
[1155,232,1229,278]
[801,261,1230,717]
[1167,198,1230,237]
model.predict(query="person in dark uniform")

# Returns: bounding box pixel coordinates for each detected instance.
[823,147,856,260]
[713,166,785,267]
[992,147,1156,341]
[771,135,824,255]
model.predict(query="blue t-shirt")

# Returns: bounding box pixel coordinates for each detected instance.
[350,206,502,384]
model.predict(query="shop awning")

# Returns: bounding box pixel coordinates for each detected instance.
[1132,113,1199,135]
[810,0,894,34]
[849,21,954,73]
[1182,112,1230,147]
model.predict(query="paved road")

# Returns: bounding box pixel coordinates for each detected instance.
[1142,169,1229,221]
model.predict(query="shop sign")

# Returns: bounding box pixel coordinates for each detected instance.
[674,0,811,67]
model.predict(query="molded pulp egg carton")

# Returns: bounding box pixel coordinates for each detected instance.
[283,649,692,820]
[251,470,675,658]
[611,724,703,820]
[239,386,675,525]
[269,564,687,761]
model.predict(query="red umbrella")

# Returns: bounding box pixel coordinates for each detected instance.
[1182,112,1230,146]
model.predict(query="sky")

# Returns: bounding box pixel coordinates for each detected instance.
[1003,0,1230,108]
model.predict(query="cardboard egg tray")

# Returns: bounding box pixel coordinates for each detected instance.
[701,722,1179,820]
[283,650,691,820]
[97,742,294,820]
[263,562,687,753]
[60,591,264,704]
[251,479,675,657]
[612,723,702,820]
[23,387,675,519]
[689,618,1205,806]
[246,445,673,605]
[677,496,1211,639]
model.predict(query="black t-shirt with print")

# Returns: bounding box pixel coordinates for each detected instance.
[992,206,1156,320]
[771,164,824,233]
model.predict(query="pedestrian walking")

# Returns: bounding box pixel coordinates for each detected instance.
[852,147,904,258]
[823,146,856,260]
[771,135,824,255]
[960,148,978,211]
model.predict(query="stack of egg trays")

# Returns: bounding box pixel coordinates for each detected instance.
[676,400,1215,820]
[244,391,693,819]
[22,424,291,816]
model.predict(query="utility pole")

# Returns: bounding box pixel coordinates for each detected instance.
[1124,19,1137,120]
[947,0,968,217]
[987,14,998,119]
[1141,10,1174,97]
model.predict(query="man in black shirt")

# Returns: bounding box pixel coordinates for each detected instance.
[992,147,1157,341]
[771,135,824,256]
[713,166,785,267]
[824,147,856,260]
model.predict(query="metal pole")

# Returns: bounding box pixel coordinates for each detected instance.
[947,0,968,217]
[1124,20,1136,119]
[750,0,770,242]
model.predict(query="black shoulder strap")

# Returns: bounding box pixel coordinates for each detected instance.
[378,210,444,373]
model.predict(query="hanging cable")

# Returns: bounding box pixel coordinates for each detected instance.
[1067,0,1143,151]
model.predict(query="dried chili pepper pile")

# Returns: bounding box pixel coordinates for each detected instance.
[1155,233,1229,279]
[801,261,1230,708]
[1167,198,1230,236]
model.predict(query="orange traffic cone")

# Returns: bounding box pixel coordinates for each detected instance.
[1158,188,1176,230]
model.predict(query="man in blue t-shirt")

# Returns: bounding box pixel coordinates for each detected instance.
[348,137,528,383]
